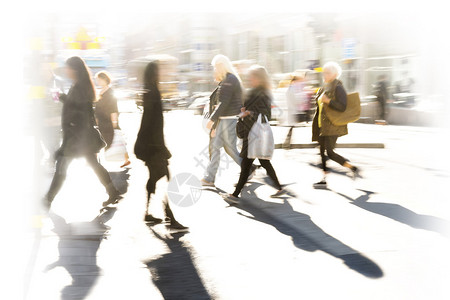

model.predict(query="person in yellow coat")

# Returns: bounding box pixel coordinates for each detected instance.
[312,62,360,188]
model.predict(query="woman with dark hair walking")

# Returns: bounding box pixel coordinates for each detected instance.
[134,61,187,230]
[44,56,120,210]
[221,65,286,204]
[94,71,130,168]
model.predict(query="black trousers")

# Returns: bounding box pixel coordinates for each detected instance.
[318,136,348,172]
[145,162,176,222]
[233,157,282,197]
[47,153,113,201]
[146,163,169,197]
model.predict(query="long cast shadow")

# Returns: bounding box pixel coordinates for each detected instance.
[144,229,212,300]
[109,168,130,196]
[308,161,348,176]
[236,183,383,278]
[260,176,298,198]
[335,189,450,238]
[45,213,108,300]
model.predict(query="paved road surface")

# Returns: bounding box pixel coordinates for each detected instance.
[24,107,450,300]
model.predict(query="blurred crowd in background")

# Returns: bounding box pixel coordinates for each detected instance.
[24,12,447,139]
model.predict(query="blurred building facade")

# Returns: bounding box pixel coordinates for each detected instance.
[124,13,423,98]
[26,13,443,114]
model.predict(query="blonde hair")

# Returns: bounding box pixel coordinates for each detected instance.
[211,54,242,83]
[248,65,272,91]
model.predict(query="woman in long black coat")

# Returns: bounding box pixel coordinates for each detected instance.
[44,56,119,210]
[134,61,187,230]
[95,72,117,147]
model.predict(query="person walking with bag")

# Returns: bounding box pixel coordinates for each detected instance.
[221,65,285,204]
[94,71,130,168]
[312,62,359,189]
[201,54,255,187]
[44,56,120,210]
[134,61,187,230]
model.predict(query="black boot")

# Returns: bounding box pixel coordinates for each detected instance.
[144,214,163,224]
[313,179,327,189]
[169,221,189,231]
[164,200,188,231]
[350,166,361,180]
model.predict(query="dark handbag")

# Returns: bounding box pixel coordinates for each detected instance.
[88,125,107,152]
[89,107,107,152]
[236,118,246,139]
[58,124,106,157]
[236,90,265,139]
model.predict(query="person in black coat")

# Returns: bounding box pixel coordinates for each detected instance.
[134,61,187,230]
[221,65,285,204]
[44,56,119,210]
[375,74,388,120]
[95,71,130,168]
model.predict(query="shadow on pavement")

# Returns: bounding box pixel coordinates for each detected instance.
[145,229,212,300]
[260,176,298,198]
[109,168,130,196]
[308,162,348,176]
[96,206,118,225]
[335,189,450,238]
[45,213,108,300]
[237,183,384,279]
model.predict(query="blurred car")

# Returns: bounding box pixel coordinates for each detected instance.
[188,93,210,115]
[392,92,417,107]
[172,89,194,109]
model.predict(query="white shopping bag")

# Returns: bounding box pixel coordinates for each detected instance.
[105,129,127,161]
[248,114,274,160]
